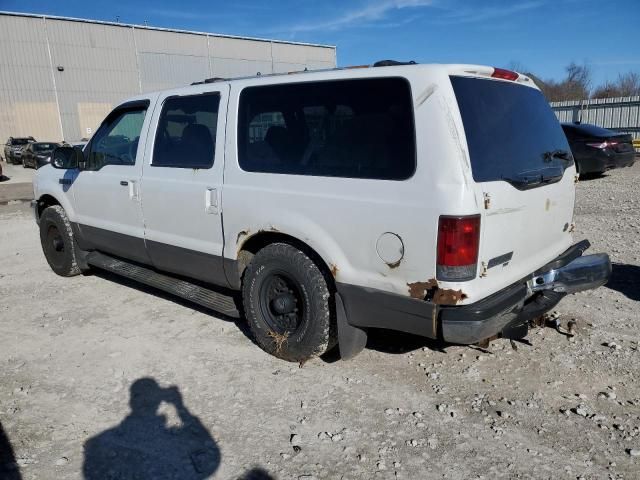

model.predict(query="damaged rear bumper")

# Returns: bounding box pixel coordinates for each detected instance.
[440,240,611,344]
[336,240,611,347]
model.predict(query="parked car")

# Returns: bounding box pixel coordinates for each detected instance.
[32,63,611,362]
[21,142,61,169]
[4,137,35,164]
[561,122,635,176]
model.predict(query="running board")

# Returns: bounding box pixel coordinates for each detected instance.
[86,251,240,318]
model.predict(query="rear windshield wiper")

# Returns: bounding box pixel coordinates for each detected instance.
[502,172,543,189]
[503,166,564,190]
[542,149,572,162]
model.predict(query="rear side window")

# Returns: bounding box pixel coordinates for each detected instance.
[153,93,220,169]
[238,78,415,180]
[451,76,572,186]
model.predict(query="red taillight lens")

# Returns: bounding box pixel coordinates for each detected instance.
[586,141,618,149]
[437,215,481,281]
[491,67,519,81]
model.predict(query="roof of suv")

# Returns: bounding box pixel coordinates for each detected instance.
[127,63,537,103]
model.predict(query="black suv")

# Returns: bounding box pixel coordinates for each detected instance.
[4,137,36,164]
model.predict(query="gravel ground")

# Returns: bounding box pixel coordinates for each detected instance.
[0,162,639,480]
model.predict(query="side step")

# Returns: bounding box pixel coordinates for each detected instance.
[86,251,240,318]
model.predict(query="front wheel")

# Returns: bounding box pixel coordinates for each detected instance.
[39,205,82,277]
[242,243,334,362]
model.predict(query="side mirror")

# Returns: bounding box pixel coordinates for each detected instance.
[51,146,83,169]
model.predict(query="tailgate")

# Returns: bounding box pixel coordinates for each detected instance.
[451,75,575,293]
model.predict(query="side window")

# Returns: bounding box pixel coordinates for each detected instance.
[238,78,415,180]
[87,108,147,170]
[152,93,220,169]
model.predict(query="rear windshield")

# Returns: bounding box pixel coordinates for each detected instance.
[451,76,572,186]
[13,138,31,145]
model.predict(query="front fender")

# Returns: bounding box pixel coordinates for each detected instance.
[33,166,77,221]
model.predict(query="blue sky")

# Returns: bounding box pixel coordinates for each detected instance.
[1,0,638,87]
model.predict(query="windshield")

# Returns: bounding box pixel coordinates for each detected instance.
[451,76,572,187]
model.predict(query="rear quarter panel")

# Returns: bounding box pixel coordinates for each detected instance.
[222,66,480,300]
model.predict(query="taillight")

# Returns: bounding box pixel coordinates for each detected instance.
[491,67,519,81]
[437,215,481,281]
[586,140,618,149]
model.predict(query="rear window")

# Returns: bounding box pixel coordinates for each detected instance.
[451,76,572,186]
[237,78,415,180]
[153,93,220,169]
[13,138,31,145]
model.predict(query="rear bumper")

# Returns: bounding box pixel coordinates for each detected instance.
[577,150,635,174]
[337,240,611,345]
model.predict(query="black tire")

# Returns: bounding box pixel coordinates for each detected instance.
[39,205,82,277]
[242,243,334,362]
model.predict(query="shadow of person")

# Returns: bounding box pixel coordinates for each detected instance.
[83,378,219,479]
[237,467,275,479]
[0,422,22,480]
[606,263,640,302]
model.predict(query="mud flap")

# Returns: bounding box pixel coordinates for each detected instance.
[336,292,368,360]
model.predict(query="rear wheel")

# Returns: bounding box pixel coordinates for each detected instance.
[39,205,82,277]
[242,243,334,362]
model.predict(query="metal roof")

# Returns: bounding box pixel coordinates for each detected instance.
[0,10,336,49]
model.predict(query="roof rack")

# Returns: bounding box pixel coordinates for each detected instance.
[189,60,419,86]
[191,77,227,85]
[373,60,417,67]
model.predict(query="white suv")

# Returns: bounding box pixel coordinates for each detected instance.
[32,62,611,362]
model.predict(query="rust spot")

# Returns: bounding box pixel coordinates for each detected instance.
[407,278,467,305]
[236,229,249,244]
[387,259,401,269]
[432,288,468,305]
[483,192,491,210]
[407,279,439,299]
[330,263,339,278]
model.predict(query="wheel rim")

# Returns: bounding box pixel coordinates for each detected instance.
[258,271,304,335]
[45,224,66,268]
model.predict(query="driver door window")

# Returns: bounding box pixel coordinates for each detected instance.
[87,108,147,170]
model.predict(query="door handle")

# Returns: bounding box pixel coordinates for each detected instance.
[120,180,128,186]
[205,187,219,214]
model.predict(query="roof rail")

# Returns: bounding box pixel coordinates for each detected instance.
[191,77,227,85]
[373,60,417,67]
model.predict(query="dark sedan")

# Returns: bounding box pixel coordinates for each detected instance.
[561,122,635,176]
[21,142,61,169]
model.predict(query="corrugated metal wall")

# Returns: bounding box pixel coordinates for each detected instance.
[0,12,336,143]
[551,96,640,140]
